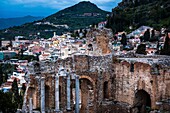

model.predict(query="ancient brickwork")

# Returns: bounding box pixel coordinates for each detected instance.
[86,28,112,55]
[26,55,170,113]
[114,59,170,111]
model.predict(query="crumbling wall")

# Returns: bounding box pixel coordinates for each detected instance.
[26,55,170,112]
[114,59,170,110]
[86,28,112,55]
[96,35,111,54]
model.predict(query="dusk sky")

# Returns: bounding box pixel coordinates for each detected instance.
[0,0,122,18]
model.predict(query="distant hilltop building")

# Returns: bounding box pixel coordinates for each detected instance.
[98,21,107,29]
[15,36,25,41]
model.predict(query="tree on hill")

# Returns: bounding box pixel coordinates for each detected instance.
[1,63,15,82]
[143,29,150,42]
[20,83,26,96]
[121,33,127,47]
[11,78,21,108]
[106,0,170,33]
[160,32,170,55]
[12,78,19,97]
[151,29,155,38]
[0,91,17,113]
[150,29,159,42]
[0,37,2,47]
[114,35,118,40]
[0,64,3,86]
[136,44,147,55]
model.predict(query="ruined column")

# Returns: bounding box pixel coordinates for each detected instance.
[41,77,45,113]
[67,72,71,111]
[97,67,103,107]
[75,74,80,113]
[55,74,60,112]
[87,90,90,113]
[29,98,33,113]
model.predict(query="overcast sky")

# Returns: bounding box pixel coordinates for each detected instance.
[0,0,122,18]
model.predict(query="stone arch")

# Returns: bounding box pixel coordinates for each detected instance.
[79,75,95,88]
[79,76,95,113]
[28,87,37,109]
[133,89,151,113]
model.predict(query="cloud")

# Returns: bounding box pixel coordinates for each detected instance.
[5,0,121,11]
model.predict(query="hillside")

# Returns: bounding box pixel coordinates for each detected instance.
[43,1,109,30]
[0,16,43,30]
[0,1,109,40]
[106,0,170,33]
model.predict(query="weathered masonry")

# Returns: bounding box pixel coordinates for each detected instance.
[23,55,170,113]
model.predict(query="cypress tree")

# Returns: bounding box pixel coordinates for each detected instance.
[151,29,155,38]
[143,29,150,42]
[0,91,17,113]
[0,64,3,85]
[0,37,2,47]
[136,44,147,55]
[121,33,127,47]
[161,33,170,55]
[11,78,19,103]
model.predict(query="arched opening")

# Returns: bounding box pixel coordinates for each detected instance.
[80,78,94,113]
[28,87,36,109]
[133,90,151,113]
[103,81,109,99]
[45,85,50,109]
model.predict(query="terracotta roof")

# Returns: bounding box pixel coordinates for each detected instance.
[42,54,50,56]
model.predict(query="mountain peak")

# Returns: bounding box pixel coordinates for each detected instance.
[77,1,96,5]
[56,1,105,14]
[76,1,98,9]
[78,1,91,3]
[44,1,109,22]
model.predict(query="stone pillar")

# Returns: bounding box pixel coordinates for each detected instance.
[75,75,80,113]
[41,77,45,113]
[29,98,33,113]
[67,72,71,111]
[96,67,103,113]
[55,74,60,112]
[97,67,103,102]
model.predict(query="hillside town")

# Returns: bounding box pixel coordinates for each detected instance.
[0,0,170,112]
[0,21,170,112]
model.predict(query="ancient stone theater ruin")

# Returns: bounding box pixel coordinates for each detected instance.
[23,29,170,113]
